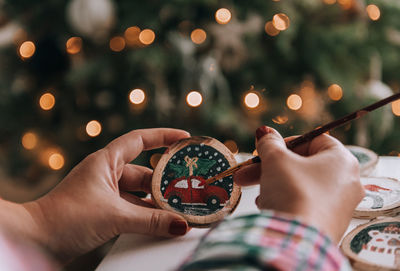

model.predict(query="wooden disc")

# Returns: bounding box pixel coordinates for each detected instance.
[346,145,378,177]
[341,217,400,270]
[151,136,241,227]
[354,177,400,219]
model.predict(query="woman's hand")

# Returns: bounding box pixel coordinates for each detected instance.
[235,126,364,243]
[21,128,191,262]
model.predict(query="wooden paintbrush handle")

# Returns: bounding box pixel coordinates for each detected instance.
[286,92,400,150]
[206,92,400,184]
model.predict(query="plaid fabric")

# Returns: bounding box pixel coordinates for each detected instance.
[179,211,352,271]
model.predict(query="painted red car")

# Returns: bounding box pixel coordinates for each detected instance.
[163,176,229,210]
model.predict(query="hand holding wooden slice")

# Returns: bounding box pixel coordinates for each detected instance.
[151,136,241,227]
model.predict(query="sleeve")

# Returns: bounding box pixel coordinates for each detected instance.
[178,210,352,271]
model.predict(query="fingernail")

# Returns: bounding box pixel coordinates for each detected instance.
[169,220,187,236]
[256,126,270,141]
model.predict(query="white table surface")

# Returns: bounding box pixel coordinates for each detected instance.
[96,156,400,271]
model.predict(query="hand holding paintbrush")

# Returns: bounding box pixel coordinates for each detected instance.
[205,92,400,185]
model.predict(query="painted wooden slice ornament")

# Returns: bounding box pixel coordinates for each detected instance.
[341,217,400,270]
[346,145,378,176]
[151,136,241,227]
[354,177,400,219]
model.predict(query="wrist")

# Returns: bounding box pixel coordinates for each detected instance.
[22,194,73,262]
[0,199,46,247]
[258,206,341,244]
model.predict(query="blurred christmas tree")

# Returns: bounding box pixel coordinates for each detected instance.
[0,0,400,197]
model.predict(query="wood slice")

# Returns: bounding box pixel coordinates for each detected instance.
[151,136,241,227]
[354,176,400,219]
[341,217,400,271]
[346,145,378,177]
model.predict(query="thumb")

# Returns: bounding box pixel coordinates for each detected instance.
[118,204,189,237]
[256,126,288,161]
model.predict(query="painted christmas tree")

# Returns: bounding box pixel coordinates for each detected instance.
[160,144,232,214]
[169,156,216,178]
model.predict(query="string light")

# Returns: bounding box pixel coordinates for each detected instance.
[109,36,125,52]
[366,4,380,21]
[150,153,162,169]
[124,26,141,46]
[66,37,82,54]
[265,21,280,36]
[186,91,203,107]
[244,92,260,109]
[86,120,102,137]
[323,0,336,4]
[21,132,38,150]
[129,89,146,104]
[328,84,343,101]
[48,153,65,170]
[272,13,290,31]
[392,100,400,116]
[39,93,55,110]
[287,94,302,110]
[215,8,232,24]
[139,29,155,45]
[224,140,239,154]
[191,29,207,44]
[19,41,35,59]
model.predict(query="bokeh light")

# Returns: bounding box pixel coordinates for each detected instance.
[287,94,302,110]
[139,29,155,45]
[39,93,55,110]
[215,8,232,24]
[244,92,260,109]
[124,26,141,46]
[338,0,353,10]
[19,41,35,59]
[392,99,400,116]
[272,13,290,31]
[265,21,280,36]
[327,84,343,101]
[323,0,336,4]
[86,120,102,137]
[129,89,146,105]
[186,91,203,107]
[48,153,65,170]
[366,4,380,21]
[224,140,239,154]
[109,36,125,52]
[191,29,207,44]
[21,132,38,150]
[66,37,82,54]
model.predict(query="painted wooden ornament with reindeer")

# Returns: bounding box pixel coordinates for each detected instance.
[151,136,241,227]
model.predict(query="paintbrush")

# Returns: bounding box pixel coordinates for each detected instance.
[205,92,400,185]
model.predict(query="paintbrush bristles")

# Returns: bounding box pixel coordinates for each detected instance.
[205,157,254,184]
